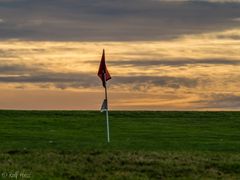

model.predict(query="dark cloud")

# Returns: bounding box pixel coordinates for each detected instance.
[0,0,239,41]
[192,93,240,109]
[103,59,240,67]
[0,63,198,90]
[0,63,98,88]
[216,34,240,40]
[113,75,198,89]
[0,63,39,73]
[0,71,98,88]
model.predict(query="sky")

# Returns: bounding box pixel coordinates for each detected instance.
[0,0,240,110]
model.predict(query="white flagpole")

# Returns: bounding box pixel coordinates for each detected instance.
[104,73,110,143]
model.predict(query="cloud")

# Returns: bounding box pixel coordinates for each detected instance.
[0,0,239,41]
[113,75,198,90]
[217,34,240,40]
[192,93,240,109]
[232,17,240,22]
[0,0,26,2]
[0,71,97,89]
[104,59,240,67]
[0,27,239,110]
[154,0,240,2]
[207,0,240,2]
[0,63,199,90]
[0,64,38,74]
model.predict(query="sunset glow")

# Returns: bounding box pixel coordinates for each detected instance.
[0,0,240,110]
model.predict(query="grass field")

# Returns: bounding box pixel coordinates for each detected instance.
[0,110,240,179]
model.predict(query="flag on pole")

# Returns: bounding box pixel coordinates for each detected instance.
[98,49,111,143]
[98,49,111,87]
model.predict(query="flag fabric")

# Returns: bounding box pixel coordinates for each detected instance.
[100,99,107,112]
[98,49,111,87]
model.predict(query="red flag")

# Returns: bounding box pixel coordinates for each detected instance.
[98,49,111,87]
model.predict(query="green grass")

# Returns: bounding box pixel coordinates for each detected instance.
[0,110,240,179]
